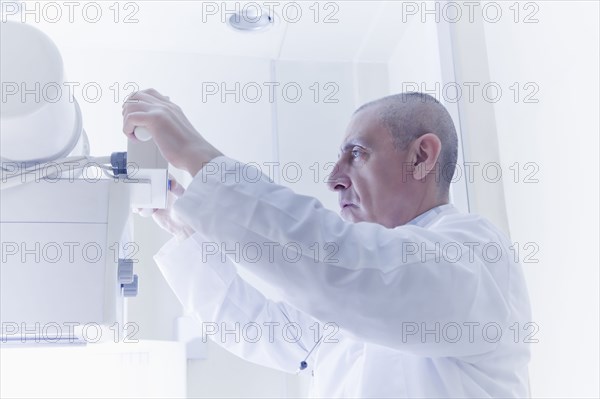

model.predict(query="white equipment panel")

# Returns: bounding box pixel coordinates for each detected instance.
[1,178,133,342]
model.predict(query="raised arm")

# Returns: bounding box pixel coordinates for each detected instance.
[173,158,513,357]
[154,232,323,373]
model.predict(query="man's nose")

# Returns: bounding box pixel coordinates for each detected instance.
[326,161,351,191]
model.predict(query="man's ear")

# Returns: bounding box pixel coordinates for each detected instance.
[411,133,442,181]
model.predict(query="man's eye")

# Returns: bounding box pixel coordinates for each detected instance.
[351,148,362,158]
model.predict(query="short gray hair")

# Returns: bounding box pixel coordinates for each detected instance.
[355,92,458,192]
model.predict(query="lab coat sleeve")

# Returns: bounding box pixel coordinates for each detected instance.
[172,157,512,357]
[154,232,321,373]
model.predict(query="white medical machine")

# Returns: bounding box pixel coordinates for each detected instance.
[0,21,168,344]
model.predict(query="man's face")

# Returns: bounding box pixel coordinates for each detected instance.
[327,107,416,228]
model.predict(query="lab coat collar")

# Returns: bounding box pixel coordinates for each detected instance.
[404,203,457,228]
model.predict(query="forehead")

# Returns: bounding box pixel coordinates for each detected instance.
[341,107,392,150]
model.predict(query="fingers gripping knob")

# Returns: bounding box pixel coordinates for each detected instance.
[133,126,152,142]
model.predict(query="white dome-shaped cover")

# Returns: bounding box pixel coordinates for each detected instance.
[1,21,82,163]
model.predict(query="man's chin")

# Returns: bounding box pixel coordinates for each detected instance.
[340,207,363,223]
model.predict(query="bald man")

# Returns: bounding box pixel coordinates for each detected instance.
[124,91,532,398]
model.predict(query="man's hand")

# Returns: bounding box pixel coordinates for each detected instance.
[122,88,223,176]
[135,177,195,242]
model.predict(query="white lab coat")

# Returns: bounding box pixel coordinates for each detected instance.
[154,157,532,398]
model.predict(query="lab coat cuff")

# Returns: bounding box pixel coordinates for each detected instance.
[190,155,238,181]
[182,155,271,201]
[173,156,272,238]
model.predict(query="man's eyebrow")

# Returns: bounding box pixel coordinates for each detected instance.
[339,140,369,153]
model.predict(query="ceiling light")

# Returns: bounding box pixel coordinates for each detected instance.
[227,6,274,32]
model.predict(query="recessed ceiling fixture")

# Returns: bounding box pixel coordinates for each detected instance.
[227,6,274,32]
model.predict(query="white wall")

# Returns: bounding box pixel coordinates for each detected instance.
[482,1,599,397]
[388,16,470,214]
